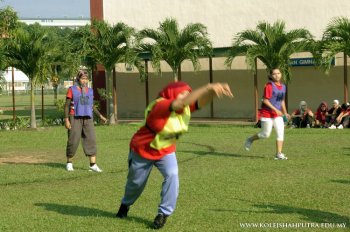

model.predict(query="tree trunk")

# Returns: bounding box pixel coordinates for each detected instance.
[106,70,115,124]
[54,86,58,105]
[254,58,259,122]
[173,71,178,82]
[177,65,181,81]
[30,81,37,128]
[11,67,16,121]
[145,59,149,107]
[41,85,44,123]
[112,67,118,123]
[344,52,348,102]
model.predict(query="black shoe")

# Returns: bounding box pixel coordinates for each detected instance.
[153,214,168,229]
[116,204,129,218]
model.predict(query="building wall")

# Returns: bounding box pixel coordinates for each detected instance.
[102,0,350,47]
[115,62,344,120]
[97,0,350,120]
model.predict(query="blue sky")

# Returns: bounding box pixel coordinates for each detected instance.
[0,0,90,18]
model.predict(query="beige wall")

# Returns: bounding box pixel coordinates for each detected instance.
[103,0,350,47]
[102,0,349,119]
[115,62,345,120]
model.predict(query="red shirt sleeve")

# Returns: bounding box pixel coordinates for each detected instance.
[66,87,73,99]
[263,83,273,99]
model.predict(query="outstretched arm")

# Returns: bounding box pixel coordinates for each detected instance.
[172,83,233,111]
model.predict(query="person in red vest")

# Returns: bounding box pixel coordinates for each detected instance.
[244,68,290,160]
[115,81,233,229]
[64,70,107,172]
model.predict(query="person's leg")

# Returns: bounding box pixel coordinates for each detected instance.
[81,118,101,171]
[245,118,273,151]
[273,116,287,159]
[343,116,350,128]
[120,151,154,207]
[66,117,82,170]
[152,152,178,229]
[154,152,179,216]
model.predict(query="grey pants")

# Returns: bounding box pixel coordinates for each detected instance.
[121,150,179,216]
[66,116,97,157]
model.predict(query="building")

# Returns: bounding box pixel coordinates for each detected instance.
[20,17,90,29]
[91,0,350,120]
[2,68,29,93]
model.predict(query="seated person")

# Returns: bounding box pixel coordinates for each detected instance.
[326,99,342,128]
[290,101,314,128]
[333,102,350,129]
[314,101,328,128]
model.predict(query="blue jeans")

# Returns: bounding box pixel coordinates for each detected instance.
[121,150,179,216]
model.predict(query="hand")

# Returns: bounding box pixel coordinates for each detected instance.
[100,115,108,124]
[285,113,291,120]
[275,110,283,116]
[65,120,71,130]
[208,83,234,98]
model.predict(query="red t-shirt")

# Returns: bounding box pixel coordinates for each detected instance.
[259,82,283,118]
[66,86,91,115]
[130,98,197,160]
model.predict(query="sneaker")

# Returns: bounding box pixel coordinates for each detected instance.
[66,162,74,171]
[306,124,310,128]
[153,214,168,229]
[329,125,336,129]
[274,153,288,160]
[116,204,129,218]
[89,164,102,172]
[244,138,253,151]
[290,124,296,129]
[337,125,343,129]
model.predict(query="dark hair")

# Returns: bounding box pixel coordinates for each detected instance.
[76,70,88,82]
[268,67,280,80]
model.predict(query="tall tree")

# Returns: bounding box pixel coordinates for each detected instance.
[5,23,55,128]
[83,20,140,124]
[322,16,350,102]
[225,20,313,121]
[139,18,212,82]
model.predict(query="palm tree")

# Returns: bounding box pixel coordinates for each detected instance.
[4,23,54,128]
[0,6,19,120]
[83,20,140,124]
[139,18,212,82]
[225,20,313,121]
[322,16,350,102]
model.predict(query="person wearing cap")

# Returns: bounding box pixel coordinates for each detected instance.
[64,70,107,172]
[290,101,314,128]
[326,99,342,128]
[115,81,233,229]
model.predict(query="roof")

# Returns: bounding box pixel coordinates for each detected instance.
[2,68,29,83]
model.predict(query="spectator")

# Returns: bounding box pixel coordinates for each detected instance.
[326,99,342,129]
[333,102,350,129]
[314,101,328,128]
[290,101,314,128]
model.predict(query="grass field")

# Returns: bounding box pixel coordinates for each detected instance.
[0,124,349,231]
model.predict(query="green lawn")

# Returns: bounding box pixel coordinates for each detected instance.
[0,124,349,231]
[0,93,66,121]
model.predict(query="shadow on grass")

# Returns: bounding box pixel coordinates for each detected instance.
[252,203,350,226]
[179,142,264,159]
[35,203,114,217]
[331,179,350,185]
[35,203,152,227]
